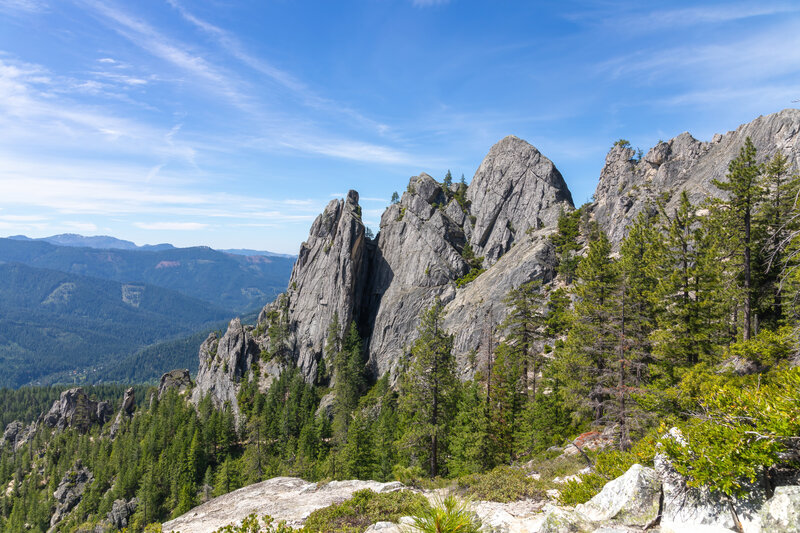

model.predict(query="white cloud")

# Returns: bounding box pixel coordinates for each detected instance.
[97,57,117,64]
[134,222,209,230]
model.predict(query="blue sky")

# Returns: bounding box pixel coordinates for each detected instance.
[1,0,798,254]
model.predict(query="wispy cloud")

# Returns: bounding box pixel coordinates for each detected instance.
[165,0,391,135]
[0,0,46,13]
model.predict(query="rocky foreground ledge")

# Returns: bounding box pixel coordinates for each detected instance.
[162,477,406,533]
[164,457,800,533]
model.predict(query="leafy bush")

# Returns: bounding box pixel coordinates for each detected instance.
[663,367,800,497]
[406,494,481,533]
[302,489,429,533]
[558,433,658,505]
[725,325,794,366]
[456,466,542,502]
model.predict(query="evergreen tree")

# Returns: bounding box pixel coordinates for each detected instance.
[712,137,764,340]
[501,280,545,397]
[399,299,457,477]
[391,191,400,204]
[553,228,618,421]
[756,152,800,325]
[443,169,453,191]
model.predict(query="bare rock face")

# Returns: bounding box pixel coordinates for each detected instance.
[162,477,405,533]
[50,462,93,529]
[43,388,112,433]
[593,108,800,246]
[365,174,470,378]
[191,318,259,422]
[443,230,557,375]
[467,135,573,265]
[158,369,192,399]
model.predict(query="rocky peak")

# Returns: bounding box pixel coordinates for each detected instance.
[467,135,573,265]
[42,388,112,433]
[191,318,259,423]
[276,189,368,381]
[593,108,800,245]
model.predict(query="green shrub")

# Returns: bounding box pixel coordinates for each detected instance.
[302,489,429,533]
[455,268,485,288]
[406,494,481,533]
[456,466,542,503]
[558,472,607,505]
[213,513,293,533]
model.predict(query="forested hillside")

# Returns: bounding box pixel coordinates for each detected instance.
[0,263,231,388]
[0,239,294,313]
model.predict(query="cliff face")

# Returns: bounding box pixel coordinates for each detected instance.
[192,109,800,393]
[593,109,800,245]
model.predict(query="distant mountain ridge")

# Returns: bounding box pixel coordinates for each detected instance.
[0,237,294,312]
[7,233,295,258]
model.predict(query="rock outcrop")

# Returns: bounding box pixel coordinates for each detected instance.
[162,477,405,533]
[107,498,138,530]
[593,109,800,245]
[760,486,800,533]
[191,318,260,423]
[109,387,135,439]
[1,420,36,451]
[50,462,93,529]
[42,388,113,433]
[158,369,192,399]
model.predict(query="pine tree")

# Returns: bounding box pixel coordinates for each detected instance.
[554,228,618,421]
[501,280,545,397]
[712,137,764,340]
[443,169,453,191]
[756,152,800,325]
[399,299,457,477]
[391,191,400,204]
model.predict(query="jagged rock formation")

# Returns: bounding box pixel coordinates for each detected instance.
[162,477,405,533]
[109,387,135,439]
[1,420,36,451]
[42,388,113,433]
[270,190,368,380]
[593,109,800,245]
[201,109,800,392]
[191,318,259,422]
[158,369,192,400]
[49,462,93,530]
